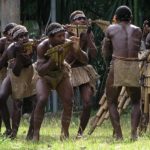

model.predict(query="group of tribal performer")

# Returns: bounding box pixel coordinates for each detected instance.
[102,5,142,141]
[0,24,37,139]
[65,10,99,138]
[0,10,99,141]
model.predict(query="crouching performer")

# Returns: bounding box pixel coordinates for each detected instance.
[33,22,82,141]
[0,25,37,139]
[0,23,17,135]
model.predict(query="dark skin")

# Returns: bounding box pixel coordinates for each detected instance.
[65,16,98,137]
[0,33,36,139]
[142,21,150,43]
[138,29,150,134]
[102,20,142,140]
[33,30,85,141]
[145,32,150,49]
[0,33,15,135]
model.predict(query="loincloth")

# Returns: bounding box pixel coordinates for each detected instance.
[8,65,37,99]
[113,59,140,87]
[40,61,71,90]
[0,67,7,85]
[71,65,99,94]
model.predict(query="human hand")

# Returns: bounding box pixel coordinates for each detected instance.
[69,36,80,53]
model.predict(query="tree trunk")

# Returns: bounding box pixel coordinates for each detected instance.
[0,0,20,35]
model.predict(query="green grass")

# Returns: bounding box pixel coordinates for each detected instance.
[0,112,150,150]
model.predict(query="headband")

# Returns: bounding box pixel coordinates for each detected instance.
[13,27,28,39]
[47,27,65,36]
[73,14,86,21]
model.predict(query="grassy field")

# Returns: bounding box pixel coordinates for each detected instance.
[0,111,150,150]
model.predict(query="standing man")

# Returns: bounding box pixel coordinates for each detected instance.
[33,22,83,141]
[65,10,99,138]
[102,6,142,141]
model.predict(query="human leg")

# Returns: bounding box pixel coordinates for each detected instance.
[127,87,141,140]
[57,77,73,140]
[26,95,37,140]
[33,78,49,141]
[138,96,149,135]
[106,69,122,140]
[0,76,12,136]
[11,100,23,139]
[77,83,93,137]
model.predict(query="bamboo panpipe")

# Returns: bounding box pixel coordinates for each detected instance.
[65,19,110,36]
[22,38,43,55]
[64,24,88,37]
[23,40,35,55]
[44,40,73,67]
[89,19,110,32]
[88,86,130,135]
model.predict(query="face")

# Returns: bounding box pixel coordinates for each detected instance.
[143,24,150,34]
[73,16,87,25]
[50,31,65,46]
[16,32,29,44]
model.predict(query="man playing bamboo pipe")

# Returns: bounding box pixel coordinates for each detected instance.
[32,22,87,141]
[65,10,99,138]
[0,23,17,136]
[102,6,142,141]
[0,25,37,139]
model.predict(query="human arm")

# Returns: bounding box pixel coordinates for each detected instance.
[86,31,97,59]
[36,40,57,76]
[70,36,89,65]
[102,28,113,68]
[12,42,33,76]
[0,48,8,70]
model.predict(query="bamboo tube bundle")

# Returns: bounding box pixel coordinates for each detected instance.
[97,111,107,126]
[44,40,73,68]
[99,92,106,105]
[23,40,35,55]
[118,92,128,108]
[88,86,130,135]
[64,24,88,37]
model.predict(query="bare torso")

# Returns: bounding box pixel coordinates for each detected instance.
[104,22,142,58]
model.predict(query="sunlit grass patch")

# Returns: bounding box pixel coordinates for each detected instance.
[0,111,150,150]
